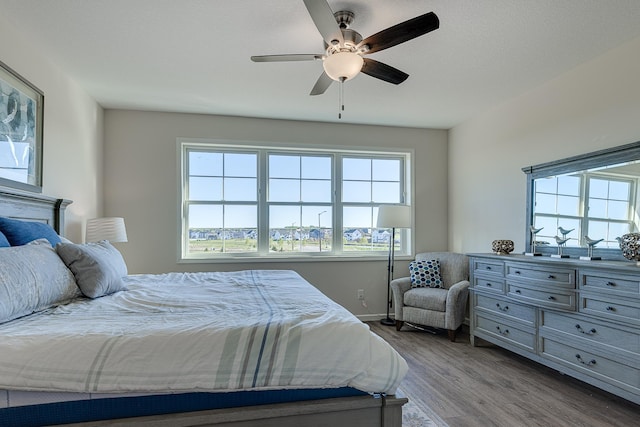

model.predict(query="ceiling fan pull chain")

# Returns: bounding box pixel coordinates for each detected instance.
[338,81,341,119]
[339,77,345,119]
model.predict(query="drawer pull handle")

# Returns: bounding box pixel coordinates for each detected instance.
[575,324,597,335]
[515,271,521,275]
[486,266,492,270]
[575,354,597,366]
[605,281,616,287]
[496,326,509,336]
[515,289,521,294]
[548,275,555,279]
[496,303,509,312]
[606,306,616,312]
[485,283,492,287]
[548,296,556,301]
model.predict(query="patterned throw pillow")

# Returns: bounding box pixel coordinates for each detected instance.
[409,259,443,288]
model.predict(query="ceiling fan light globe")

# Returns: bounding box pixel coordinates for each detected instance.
[323,52,363,81]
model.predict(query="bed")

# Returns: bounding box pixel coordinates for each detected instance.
[0,188,408,427]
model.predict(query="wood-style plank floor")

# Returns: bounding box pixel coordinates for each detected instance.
[368,322,640,427]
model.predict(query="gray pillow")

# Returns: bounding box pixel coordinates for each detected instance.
[0,240,80,324]
[56,240,128,298]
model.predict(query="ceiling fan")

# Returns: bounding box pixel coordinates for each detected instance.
[250,0,440,96]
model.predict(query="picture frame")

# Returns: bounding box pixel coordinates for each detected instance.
[0,60,44,193]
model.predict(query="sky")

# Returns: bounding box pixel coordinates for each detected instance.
[187,151,402,230]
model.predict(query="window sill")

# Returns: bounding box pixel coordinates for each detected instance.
[178,253,415,264]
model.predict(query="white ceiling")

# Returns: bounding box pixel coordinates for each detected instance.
[2,0,640,129]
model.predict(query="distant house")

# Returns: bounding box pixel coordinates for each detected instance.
[296,230,312,240]
[344,229,364,241]
[189,230,206,240]
[372,229,391,243]
[270,230,282,240]
[189,230,217,240]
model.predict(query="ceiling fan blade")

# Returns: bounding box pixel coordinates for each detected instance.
[251,54,322,62]
[303,0,344,46]
[360,12,439,55]
[361,58,409,84]
[310,71,333,95]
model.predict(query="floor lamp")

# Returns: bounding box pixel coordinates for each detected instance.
[377,205,411,326]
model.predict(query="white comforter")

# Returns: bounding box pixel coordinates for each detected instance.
[0,270,407,395]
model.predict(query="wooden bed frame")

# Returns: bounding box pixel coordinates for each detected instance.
[0,187,407,427]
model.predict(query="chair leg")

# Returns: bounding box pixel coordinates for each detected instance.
[447,329,456,342]
[395,321,404,331]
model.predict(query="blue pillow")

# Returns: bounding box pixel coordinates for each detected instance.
[0,217,61,247]
[0,230,9,247]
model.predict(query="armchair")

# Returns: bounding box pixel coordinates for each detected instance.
[390,252,469,341]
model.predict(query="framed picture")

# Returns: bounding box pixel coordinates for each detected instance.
[0,60,44,193]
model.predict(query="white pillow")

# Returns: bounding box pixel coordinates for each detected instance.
[56,240,128,298]
[0,240,80,324]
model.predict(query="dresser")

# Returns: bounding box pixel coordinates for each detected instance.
[469,254,640,405]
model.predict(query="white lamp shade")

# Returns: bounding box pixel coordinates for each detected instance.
[323,52,364,81]
[86,217,128,243]
[377,205,411,228]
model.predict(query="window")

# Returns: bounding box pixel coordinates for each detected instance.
[180,141,412,259]
[533,172,635,248]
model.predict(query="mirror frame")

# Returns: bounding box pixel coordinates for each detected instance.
[523,140,640,261]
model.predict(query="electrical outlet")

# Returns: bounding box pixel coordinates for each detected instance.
[357,289,365,300]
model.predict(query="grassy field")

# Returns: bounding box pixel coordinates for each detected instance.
[188,238,388,253]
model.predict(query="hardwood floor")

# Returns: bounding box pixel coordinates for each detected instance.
[368,322,640,427]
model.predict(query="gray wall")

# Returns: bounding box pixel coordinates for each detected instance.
[0,11,103,243]
[103,111,449,317]
[449,34,640,255]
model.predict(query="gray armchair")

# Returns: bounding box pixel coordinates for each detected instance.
[390,252,469,341]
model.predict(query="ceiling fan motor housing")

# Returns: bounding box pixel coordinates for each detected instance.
[327,11,364,54]
[334,10,354,29]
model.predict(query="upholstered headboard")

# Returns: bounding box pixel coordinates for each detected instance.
[0,187,71,235]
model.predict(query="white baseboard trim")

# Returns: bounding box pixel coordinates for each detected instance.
[356,314,393,322]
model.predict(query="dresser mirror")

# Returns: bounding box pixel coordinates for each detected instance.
[523,141,640,260]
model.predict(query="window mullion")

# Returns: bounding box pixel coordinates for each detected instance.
[257,151,269,254]
[334,154,343,253]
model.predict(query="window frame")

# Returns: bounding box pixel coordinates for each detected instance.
[178,139,413,262]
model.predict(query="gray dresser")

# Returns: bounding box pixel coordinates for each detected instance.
[469,254,639,404]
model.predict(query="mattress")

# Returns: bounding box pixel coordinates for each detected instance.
[0,270,407,396]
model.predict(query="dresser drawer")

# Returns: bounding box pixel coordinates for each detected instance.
[506,263,575,288]
[580,294,640,326]
[475,293,535,327]
[540,310,640,354]
[580,271,640,296]
[474,313,536,352]
[508,282,576,311]
[473,276,505,294]
[541,338,640,391]
[473,260,504,276]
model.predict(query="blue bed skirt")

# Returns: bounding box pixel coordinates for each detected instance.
[1,387,367,427]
